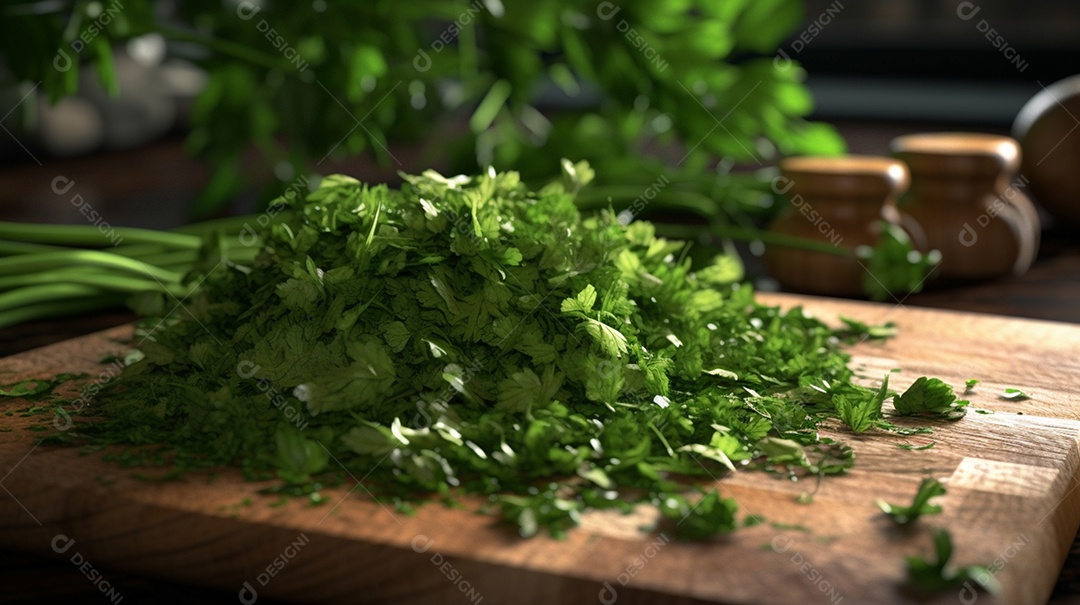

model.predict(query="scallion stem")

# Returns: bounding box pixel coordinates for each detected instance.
[0,250,183,282]
[0,240,67,255]
[0,271,186,296]
[0,284,109,314]
[0,222,201,249]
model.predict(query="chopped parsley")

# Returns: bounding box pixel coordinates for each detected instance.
[893,377,969,420]
[877,478,945,524]
[905,529,999,596]
[1000,388,1031,401]
[30,163,970,540]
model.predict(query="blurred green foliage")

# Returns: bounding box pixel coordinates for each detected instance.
[1,0,843,219]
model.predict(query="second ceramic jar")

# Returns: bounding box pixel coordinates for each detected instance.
[764,156,923,297]
[890,133,1040,280]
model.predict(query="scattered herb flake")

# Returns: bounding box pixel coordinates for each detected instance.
[897,442,935,451]
[905,529,1000,596]
[1000,388,1031,401]
[833,316,898,343]
[894,377,968,420]
[877,478,946,524]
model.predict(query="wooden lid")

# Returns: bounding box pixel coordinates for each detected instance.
[779,155,908,198]
[890,132,1021,176]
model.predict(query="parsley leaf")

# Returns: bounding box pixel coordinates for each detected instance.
[894,377,968,420]
[835,375,891,433]
[660,491,739,540]
[877,477,946,524]
[905,529,1000,596]
[1000,388,1031,401]
[833,316,897,343]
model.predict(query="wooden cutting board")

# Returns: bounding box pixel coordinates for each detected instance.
[2,292,1079,605]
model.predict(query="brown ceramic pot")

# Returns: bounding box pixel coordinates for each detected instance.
[1013,75,1080,228]
[763,156,918,297]
[890,133,1040,280]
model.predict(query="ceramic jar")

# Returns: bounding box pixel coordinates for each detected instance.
[1013,75,1080,228]
[890,133,1040,280]
[764,156,920,297]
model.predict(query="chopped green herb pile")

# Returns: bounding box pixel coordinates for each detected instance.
[877,477,945,525]
[57,163,934,538]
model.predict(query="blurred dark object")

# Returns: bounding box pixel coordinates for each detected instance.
[1013,74,1080,228]
[764,155,913,296]
[892,132,1040,280]
[797,0,1080,125]
[1,0,840,220]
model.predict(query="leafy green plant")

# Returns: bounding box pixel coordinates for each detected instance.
[2,1,942,305]
[2,0,840,218]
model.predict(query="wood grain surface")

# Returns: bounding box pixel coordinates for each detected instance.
[1,292,1079,605]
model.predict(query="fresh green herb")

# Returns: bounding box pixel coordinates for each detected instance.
[878,478,946,524]
[856,224,941,302]
[893,377,969,420]
[963,379,979,393]
[905,529,1000,596]
[0,219,260,329]
[834,375,891,433]
[1000,388,1031,401]
[0,380,52,398]
[833,317,898,343]
[770,522,810,532]
[0,374,86,399]
[2,0,840,223]
[874,421,934,436]
[897,442,935,451]
[660,491,740,540]
[28,164,956,539]
[498,488,583,539]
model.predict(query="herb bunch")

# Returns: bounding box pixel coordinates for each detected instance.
[2,0,839,216]
[72,162,915,537]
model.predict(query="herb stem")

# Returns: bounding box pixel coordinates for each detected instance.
[0,222,201,249]
[0,271,186,297]
[157,26,290,72]
[708,225,851,257]
[0,250,183,283]
[0,283,109,314]
[649,421,675,458]
[0,240,66,255]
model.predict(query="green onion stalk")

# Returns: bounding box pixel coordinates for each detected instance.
[0,217,261,329]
